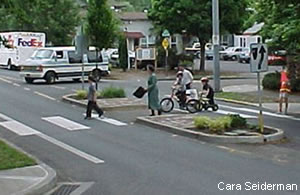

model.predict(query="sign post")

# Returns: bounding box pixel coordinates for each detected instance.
[162,29,170,75]
[250,43,268,133]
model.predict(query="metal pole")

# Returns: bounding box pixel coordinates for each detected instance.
[257,72,264,133]
[96,48,98,90]
[165,49,168,76]
[212,0,220,92]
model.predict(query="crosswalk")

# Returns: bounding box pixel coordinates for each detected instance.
[42,116,90,131]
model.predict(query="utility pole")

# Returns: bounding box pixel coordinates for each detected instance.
[212,0,221,92]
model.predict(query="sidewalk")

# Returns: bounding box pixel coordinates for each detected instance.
[0,164,56,195]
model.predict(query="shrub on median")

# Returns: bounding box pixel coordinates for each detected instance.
[194,114,247,134]
[75,87,126,99]
[99,87,126,98]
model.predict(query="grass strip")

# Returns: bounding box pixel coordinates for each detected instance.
[0,140,36,171]
[215,92,275,103]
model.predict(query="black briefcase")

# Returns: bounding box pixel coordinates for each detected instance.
[133,86,146,98]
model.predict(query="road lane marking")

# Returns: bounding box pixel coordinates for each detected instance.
[215,109,256,119]
[24,87,31,91]
[0,112,104,164]
[38,134,104,164]
[13,83,21,87]
[2,75,23,82]
[220,105,300,121]
[0,77,13,84]
[0,121,41,136]
[34,91,56,101]
[50,85,66,90]
[42,116,90,131]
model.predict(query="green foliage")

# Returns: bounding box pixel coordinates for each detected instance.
[76,90,87,100]
[194,115,247,134]
[0,0,80,45]
[0,140,36,171]
[194,116,212,129]
[99,86,126,98]
[229,114,247,128]
[149,0,249,71]
[262,72,281,90]
[118,35,128,71]
[87,0,118,49]
[246,0,300,52]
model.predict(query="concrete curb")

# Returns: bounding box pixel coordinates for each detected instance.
[136,116,284,144]
[62,94,147,111]
[0,138,57,195]
[23,163,57,195]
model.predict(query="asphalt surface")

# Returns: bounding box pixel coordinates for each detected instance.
[0,65,299,195]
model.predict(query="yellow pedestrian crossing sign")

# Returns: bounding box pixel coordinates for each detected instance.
[162,38,169,50]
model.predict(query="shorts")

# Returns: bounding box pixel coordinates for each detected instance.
[279,92,289,98]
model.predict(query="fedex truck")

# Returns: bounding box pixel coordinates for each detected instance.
[0,32,46,69]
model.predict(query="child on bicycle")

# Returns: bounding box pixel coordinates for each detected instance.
[200,77,215,105]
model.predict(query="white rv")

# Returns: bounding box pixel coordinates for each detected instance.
[0,32,46,69]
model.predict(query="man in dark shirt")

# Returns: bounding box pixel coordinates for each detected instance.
[85,76,103,119]
[201,77,215,105]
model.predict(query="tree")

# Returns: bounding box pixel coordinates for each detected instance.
[0,0,80,45]
[246,0,300,52]
[86,0,118,50]
[148,0,248,71]
[118,35,128,71]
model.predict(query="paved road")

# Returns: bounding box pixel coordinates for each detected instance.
[0,67,299,194]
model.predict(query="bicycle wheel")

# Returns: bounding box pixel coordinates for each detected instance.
[160,98,174,113]
[186,99,200,113]
[212,104,219,111]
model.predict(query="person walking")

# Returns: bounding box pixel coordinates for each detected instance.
[85,76,104,119]
[145,65,161,116]
[278,67,290,114]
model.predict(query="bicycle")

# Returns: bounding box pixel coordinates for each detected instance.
[160,87,197,113]
[186,92,219,113]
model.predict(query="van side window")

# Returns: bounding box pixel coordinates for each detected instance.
[68,51,82,63]
[87,51,102,63]
[56,51,64,59]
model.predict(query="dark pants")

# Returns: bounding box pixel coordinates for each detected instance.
[86,101,103,117]
[186,83,192,90]
[176,91,186,107]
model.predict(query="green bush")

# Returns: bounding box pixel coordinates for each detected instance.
[229,114,247,128]
[262,72,281,90]
[194,116,212,129]
[76,90,87,100]
[194,115,247,134]
[99,87,126,98]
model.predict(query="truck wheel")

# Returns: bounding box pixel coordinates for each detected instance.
[92,69,101,82]
[7,59,12,70]
[25,77,34,84]
[45,72,56,84]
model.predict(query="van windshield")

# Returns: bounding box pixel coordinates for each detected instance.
[33,49,53,59]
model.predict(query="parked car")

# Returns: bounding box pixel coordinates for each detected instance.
[238,48,251,63]
[110,50,135,66]
[268,50,287,66]
[220,47,243,61]
[194,45,227,60]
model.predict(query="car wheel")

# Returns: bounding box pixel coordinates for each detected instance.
[25,77,34,84]
[45,72,56,84]
[231,56,237,61]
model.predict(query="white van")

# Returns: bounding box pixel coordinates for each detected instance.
[19,47,109,84]
[0,32,46,69]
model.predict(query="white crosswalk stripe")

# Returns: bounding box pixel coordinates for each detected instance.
[42,116,90,131]
[85,113,128,126]
[0,112,104,164]
[215,109,257,119]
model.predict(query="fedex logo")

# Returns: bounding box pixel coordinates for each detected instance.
[18,38,43,47]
